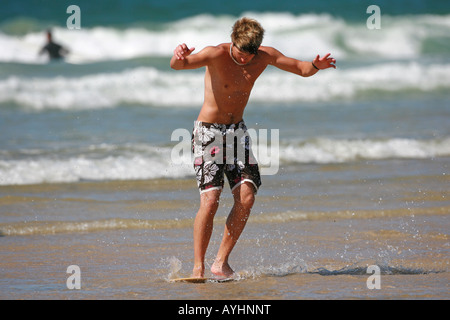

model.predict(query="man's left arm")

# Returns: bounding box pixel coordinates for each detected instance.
[263,47,336,77]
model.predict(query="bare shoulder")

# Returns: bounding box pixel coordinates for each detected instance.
[258,46,280,54]
[257,46,284,64]
[200,43,228,58]
[179,44,227,69]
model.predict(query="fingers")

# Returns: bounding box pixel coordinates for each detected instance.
[328,55,337,69]
[174,44,185,60]
[175,43,195,60]
[319,53,335,63]
[318,53,337,69]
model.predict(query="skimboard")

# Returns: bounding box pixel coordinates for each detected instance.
[169,277,235,283]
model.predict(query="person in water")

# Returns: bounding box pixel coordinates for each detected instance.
[39,30,69,61]
[170,17,336,279]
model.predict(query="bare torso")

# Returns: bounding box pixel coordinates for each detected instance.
[197,43,269,124]
[171,41,334,124]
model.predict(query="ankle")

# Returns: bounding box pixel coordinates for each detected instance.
[212,257,228,268]
[213,257,223,264]
[211,260,234,277]
[192,264,205,277]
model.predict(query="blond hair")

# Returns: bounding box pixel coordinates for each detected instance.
[231,17,265,54]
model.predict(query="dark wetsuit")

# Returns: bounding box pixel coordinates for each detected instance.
[40,42,66,60]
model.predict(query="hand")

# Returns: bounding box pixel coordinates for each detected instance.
[313,53,336,70]
[174,43,195,60]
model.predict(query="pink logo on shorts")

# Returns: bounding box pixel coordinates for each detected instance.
[210,146,220,155]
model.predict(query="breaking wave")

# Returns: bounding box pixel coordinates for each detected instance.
[1,61,449,110]
[0,137,449,186]
[1,13,449,64]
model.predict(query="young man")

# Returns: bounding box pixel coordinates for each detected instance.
[170,17,336,278]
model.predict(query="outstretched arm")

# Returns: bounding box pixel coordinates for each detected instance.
[170,43,216,70]
[263,47,336,77]
[170,43,195,70]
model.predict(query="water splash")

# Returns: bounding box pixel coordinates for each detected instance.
[166,256,183,280]
[236,259,443,280]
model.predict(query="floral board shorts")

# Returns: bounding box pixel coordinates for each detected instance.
[192,120,262,194]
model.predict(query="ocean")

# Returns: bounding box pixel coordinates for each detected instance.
[0,0,449,301]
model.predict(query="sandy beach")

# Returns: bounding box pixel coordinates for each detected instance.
[1,161,449,300]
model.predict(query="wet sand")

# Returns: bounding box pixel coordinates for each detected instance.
[1,160,449,300]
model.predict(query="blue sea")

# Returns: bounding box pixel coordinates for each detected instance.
[0,0,449,300]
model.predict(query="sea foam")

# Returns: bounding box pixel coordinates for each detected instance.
[1,61,449,110]
[1,137,449,185]
[0,13,449,64]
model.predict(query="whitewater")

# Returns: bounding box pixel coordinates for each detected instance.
[1,13,449,64]
[1,137,449,186]
[1,12,449,186]
[0,61,449,110]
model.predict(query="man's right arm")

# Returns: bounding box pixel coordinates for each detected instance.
[170,44,215,70]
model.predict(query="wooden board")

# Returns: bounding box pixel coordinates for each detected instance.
[169,277,235,283]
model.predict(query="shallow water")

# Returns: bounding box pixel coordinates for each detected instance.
[1,214,448,300]
[1,166,448,300]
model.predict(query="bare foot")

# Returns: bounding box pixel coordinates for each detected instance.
[211,261,234,278]
[191,265,204,278]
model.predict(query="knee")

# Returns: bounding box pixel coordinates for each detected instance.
[236,190,255,211]
[200,191,220,213]
[204,199,219,213]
